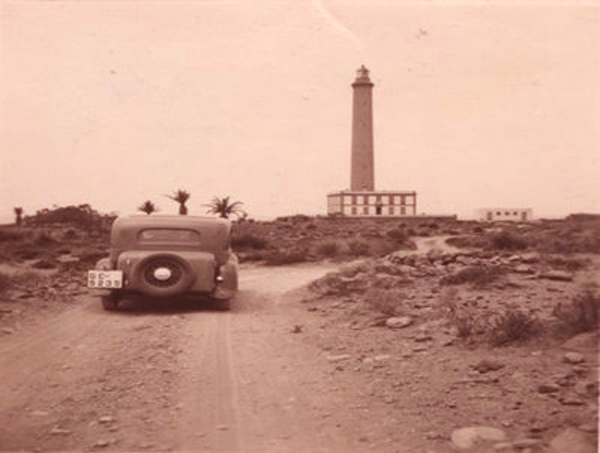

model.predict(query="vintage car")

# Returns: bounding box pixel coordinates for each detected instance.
[88,215,238,311]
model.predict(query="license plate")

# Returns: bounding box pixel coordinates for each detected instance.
[88,270,123,289]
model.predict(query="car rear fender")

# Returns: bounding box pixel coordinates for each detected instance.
[213,254,239,300]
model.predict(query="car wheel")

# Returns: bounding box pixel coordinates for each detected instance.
[136,254,194,298]
[101,295,119,311]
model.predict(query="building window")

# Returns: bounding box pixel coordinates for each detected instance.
[389,206,394,215]
[401,206,406,215]
[363,206,368,215]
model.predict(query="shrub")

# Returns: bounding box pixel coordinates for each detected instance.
[347,239,370,257]
[552,286,599,335]
[16,248,41,260]
[440,288,486,339]
[488,231,528,251]
[264,249,309,266]
[488,309,541,346]
[386,227,408,243]
[34,232,57,246]
[440,265,504,287]
[232,234,268,250]
[62,229,79,240]
[363,288,405,316]
[315,240,341,258]
[0,229,26,242]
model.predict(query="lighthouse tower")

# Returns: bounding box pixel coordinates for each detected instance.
[327,66,417,218]
[350,65,375,191]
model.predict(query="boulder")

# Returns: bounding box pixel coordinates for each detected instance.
[385,316,413,329]
[540,270,574,281]
[549,428,597,453]
[450,426,507,449]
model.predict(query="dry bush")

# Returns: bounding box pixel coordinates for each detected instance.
[440,265,504,287]
[347,239,370,257]
[552,285,599,335]
[0,228,27,242]
[232,234,268,250]
[264,249,309,266]
[362,287,405,317]
[440,288,485,339]
[488,309,542,346]
[315,240,342,258]
[34,232,57,246]
[386,227,408,243]
[488,231,528,251]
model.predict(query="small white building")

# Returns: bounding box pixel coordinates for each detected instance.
[328,190,417,217]
[476,208,533,222]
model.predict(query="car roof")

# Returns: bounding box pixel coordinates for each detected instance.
[113,215,231,229]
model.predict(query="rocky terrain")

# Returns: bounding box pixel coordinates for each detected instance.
[0,214,598,452]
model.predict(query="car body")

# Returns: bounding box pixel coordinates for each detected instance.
[88,215,238,311]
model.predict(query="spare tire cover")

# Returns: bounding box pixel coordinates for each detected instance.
[136,254,195,297]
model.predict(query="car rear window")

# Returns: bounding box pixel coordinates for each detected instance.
[137,228,201,244]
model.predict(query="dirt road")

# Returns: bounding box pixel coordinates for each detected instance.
[0,263,376,452]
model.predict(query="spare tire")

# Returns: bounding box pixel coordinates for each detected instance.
[135,254,195,297]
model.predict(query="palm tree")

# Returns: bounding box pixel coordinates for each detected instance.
[165,189,191,215]
[13,207,23,226]
[204,196,245,219]
[137,200,158,215]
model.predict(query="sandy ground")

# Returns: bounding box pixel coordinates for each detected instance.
[0,263,378,452]
[0,241,598,453]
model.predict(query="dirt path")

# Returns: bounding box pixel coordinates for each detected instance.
[0,263,373,452]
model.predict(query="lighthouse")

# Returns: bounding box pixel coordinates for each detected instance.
[327,66,417,217]
[350,65,375,191]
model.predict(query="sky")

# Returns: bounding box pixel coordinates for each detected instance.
[1,0,598,222]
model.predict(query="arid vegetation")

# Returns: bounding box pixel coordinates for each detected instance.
[0,208,598,451]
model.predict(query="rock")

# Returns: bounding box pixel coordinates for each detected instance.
[574,381,598,397]
[414,333,433,342]
[521,252,541,263]
[385,316,413,329]
[373,354,391,362]
[564,352,586,364]
[514,264,534,274]
[540,270,573,281]
[325,354,352,362]
[549,428,597,453]
[538,383,561,394]
[93,440,110,448]
[99,416,114,424]
[562,332,599,351]
[559,395,584,406]
[2,328,14,335]
[450,426,507,449]
[472,359,505,374]
[51,427,71,436]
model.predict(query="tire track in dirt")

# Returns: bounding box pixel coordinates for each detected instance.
[176,311,243,452]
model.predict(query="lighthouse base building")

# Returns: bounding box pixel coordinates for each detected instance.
[327,190,417,217]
